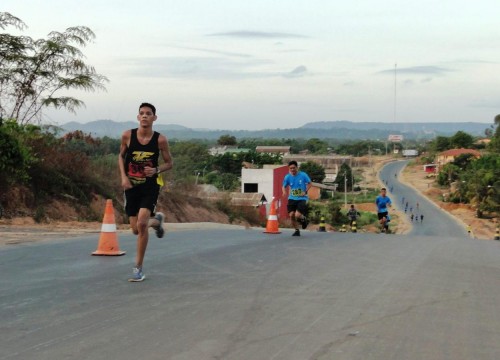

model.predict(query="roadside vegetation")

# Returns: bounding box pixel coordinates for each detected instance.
[415,119,500,219]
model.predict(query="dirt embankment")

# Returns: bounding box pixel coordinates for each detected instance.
[0,187,235,246]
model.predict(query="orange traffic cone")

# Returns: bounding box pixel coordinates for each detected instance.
[264,199,281,234]
[92,199,126,256]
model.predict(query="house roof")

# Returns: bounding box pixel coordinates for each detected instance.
[438,149,481,157]
[256,146,291,152]
[311,182,337,191]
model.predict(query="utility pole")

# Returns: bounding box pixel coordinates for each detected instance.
[394,63,397,123]
[352,173,355,200]
[344,172,348,210]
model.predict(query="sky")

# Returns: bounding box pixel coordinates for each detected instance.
[2,0,499,130]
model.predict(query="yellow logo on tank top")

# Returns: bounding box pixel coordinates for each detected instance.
[132,151,155,162]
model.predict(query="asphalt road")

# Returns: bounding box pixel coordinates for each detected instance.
[1,162,498,360]
[379,160,468,237]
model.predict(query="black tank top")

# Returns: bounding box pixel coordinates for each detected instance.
[125,128,160,186]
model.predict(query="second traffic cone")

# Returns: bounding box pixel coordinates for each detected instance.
[351,221,357,233]
[318,216,326,232]
[264,199,281,234]
[92,199,126,256]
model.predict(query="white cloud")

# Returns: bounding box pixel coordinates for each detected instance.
[283,65,307,78]
[207,30,308,39]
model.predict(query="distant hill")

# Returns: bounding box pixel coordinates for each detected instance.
[59,120,490,140]
[303,121,489,135]
[61,120,190,138]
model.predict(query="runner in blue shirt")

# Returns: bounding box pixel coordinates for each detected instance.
[282,160,312,236]
[375,187,392,233]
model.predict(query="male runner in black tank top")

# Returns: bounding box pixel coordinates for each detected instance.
[118,102,173,282]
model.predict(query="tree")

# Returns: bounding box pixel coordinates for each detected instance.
[449,131,474,149]
[452,153,475,170]
[485,127,494,138]
[326,199,347,225]
[0,12,108,124]
[217,134,237,146]
[431,136,451,152]
[459,154,500,217]
[0,119,33,186]
[334,163,353,192]
[169,141,210,178]
[437,163,460,186]
[299,161,325,183]
[335,140,386,156]
[304,138,328,154]
[489,114,500,153]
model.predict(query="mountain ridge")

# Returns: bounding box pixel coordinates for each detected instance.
[58,119,490,140]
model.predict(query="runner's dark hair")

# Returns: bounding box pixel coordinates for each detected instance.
[139,102,156,115]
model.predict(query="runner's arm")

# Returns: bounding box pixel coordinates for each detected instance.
[118,130,132,190]
[157,135,173,172]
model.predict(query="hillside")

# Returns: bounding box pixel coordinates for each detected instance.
[57,120,490,140]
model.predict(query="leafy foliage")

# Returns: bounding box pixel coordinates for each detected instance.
[437,153,500,217]
[488,114,500,153]
[209,150,282,175]
[437,163,461,186]
[0,119,34,186]
[205,172,240,191]
[169,141,210,179]
[431,136,451,152]
[334,163,354,192]
[217,134,237,146]
[449,131,474,149]
[0,12,108,124]
[304,138,329,154]
[299,161,325,183]
[0,121,119,220]
[334,140,386,156]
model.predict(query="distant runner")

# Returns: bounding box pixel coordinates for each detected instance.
[282,160,312,237]
[347,204,360,226]
[375,187,392,233]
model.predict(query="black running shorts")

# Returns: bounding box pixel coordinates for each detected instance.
[124,183,160,217]
[377,211,388,220]
[287,199,308,215]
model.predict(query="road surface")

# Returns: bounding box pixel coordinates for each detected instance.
[379,160,468,237]
[1,163,498,359]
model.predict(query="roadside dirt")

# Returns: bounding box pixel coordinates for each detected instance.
[0,191,235,246]
[401,162,498,240]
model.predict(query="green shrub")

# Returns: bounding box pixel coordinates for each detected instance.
[0,120,34,185]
